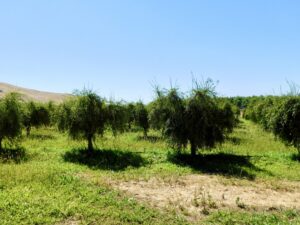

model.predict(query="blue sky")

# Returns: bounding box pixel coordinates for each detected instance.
[0,0,299,102]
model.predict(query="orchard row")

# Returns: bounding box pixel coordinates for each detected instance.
[0,83,236,155]
[243,96,300,154]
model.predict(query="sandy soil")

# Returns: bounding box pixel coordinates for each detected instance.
[112,174,300,220]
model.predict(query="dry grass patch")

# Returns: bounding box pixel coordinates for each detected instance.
[112,174,300,221]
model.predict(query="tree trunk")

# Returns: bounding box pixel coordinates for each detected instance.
[87,135,94,153]
[143,129,148,138]
[26,126,31,137]
[191,141,196,157]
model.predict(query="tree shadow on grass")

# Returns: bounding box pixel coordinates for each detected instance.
[168,152,267,180]
[63,148,147,171]
[291,153,300,162]
[0,148,28,163]
[29,134,56,140]
[227,136,243,145]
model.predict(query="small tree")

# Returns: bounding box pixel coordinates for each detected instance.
[23,101,50,136]
[151,80,235,156]
[47,101,58,126]
[107,101,128,136]
[135,102,149,138]
[149,87,172,132]
[0,93,23,151]
[218,102,236,133]
[160,88,187,150]
[58,90,106,153]
[185,90,229,156]
[126,103,136,130]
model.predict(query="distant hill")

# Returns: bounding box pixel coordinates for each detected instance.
[0,82,71,103]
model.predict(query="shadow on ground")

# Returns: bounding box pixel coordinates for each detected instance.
[63,148,147,171]
[168,152,266,180]
[0,148,28,163]
[291,153,300,162]
[28,134,56,140]
[227,136,243,145]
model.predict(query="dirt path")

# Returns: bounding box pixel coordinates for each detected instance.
[112,175,300,220]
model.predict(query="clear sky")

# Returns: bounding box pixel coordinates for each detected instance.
[0,0,299,102]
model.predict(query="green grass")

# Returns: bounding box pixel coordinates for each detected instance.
[0,119,299,224]
[207,210,300,225]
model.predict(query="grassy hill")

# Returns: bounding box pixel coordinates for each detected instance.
[0,82,71,103]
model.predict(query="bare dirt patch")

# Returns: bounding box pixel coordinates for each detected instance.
[112,174,300,220]
[55,218,80,225]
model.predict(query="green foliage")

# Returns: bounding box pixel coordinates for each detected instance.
[185,89,233,155]
[46,101,58,126]
[227,96,253,109]
[244,96,282,131]
[58,90,106,152]
[22,101,51,136]
[150,82,236,156]
[149,87,172,131]
[106,101,128,136]
[273,97,300,153]
[162,88,187,150]
[244,95,300,155]
[0,93,23,151]
[219,102,236,133]
[134,102,149,137]
[125,103,136,130]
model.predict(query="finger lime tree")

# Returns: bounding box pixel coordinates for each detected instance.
[150,80,236,156]
[57,89,128,153]
[0,93,23,151]
[134,102,150,138]
[22,101,51,136]
[106,101,128,136]
[57,90,107,153]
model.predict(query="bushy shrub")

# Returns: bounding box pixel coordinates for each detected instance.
[106,101,128,136]
[273,97,300,153]
[0,93,23,151]
[150,84,236,156]
[125,103,136,130]
[22,101,51,136]
[134,102,149,137]
[57,90,106,152]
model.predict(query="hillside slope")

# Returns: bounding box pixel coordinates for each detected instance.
[0,82,71,103]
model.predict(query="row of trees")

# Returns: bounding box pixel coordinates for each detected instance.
[57,91,146,152]
[0,93,55,150]
[0,83,237,156]
[57,86,236,155]
[244,96,300,154]
[0,91,151,153]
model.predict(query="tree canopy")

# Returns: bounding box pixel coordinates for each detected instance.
[58,90,106,152]
[0,93,23,151]
[150,84,235,156]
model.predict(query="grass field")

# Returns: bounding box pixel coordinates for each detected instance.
[0,119,299,224]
